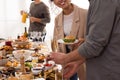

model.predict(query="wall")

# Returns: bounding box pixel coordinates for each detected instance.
[0,0,89,40]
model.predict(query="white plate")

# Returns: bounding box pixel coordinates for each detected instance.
[57,39,78,45]
[34,78,45,80]
[13,50,34,61]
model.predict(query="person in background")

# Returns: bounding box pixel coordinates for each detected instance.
[50,0,87,80]
[48,0,120,80]
[21,0,50,42]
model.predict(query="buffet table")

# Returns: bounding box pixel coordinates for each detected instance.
[0,40,62,80]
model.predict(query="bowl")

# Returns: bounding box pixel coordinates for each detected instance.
[44,61,55,70]
[31,67,42,75]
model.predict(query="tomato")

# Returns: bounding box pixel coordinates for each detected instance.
[44,63,52,66]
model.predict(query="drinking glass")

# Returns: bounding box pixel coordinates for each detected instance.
[22,12,28,23]
[29,32,34,40]
[29,31,37,42]
[37,32,42,42]
[51,39,58,52]
[41,31,46,42]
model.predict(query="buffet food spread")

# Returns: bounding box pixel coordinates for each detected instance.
[0,38,63,80]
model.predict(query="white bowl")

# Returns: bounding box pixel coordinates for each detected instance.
[44,61,55,70]
[31,67,42,75]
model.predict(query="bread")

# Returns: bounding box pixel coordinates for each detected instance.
[63,35,75,43]
[8,77,18,80]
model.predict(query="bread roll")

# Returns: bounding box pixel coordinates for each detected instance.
[63,35,75,43]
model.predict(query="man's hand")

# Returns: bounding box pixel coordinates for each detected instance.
[47,52,67,65]
[63,61,82,79]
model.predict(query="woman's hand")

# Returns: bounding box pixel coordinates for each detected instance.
[30,17,36,23]
[30,17,41,23]
[20,10,27,15]
[20,10,24,15]
[72,38,85,50]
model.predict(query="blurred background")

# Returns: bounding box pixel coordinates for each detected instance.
[0,0,89,40]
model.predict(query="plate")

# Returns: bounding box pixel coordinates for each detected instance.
[13,50,34,61]
[57,39,78,45]
[34,78,45,80]
[14,41,29,45]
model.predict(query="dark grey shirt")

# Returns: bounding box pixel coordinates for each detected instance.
[29,2,50,32]
[78,0,120,80]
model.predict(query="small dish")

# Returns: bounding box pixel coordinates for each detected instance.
[31,67,42,75]
[44,61,55,70]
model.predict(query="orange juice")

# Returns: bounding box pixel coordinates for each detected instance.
[22,12,28,23]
